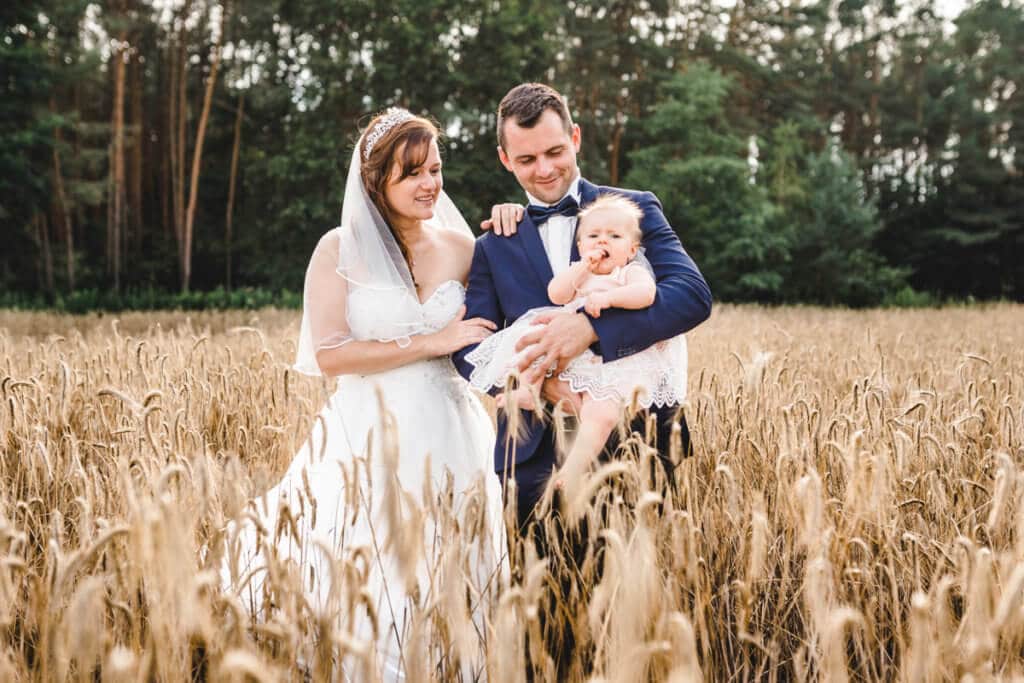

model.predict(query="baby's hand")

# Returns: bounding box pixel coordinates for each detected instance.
[582,248,608,270]
[497,385,538,411]
[584,292,612,317]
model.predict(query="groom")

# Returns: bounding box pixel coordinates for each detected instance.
[453,82,712,532]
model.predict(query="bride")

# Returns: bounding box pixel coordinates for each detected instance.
[222,108,507,681]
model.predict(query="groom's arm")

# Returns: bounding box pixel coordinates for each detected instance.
[453,238,503,388]
[585,191,711,362]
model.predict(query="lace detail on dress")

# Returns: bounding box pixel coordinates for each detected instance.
[416,280,471,404]
[344,279,473,407]
[558,335,688,409]
[464,307,556,392]
[419,280,465,331]
[345,279,465,343]
[466,306,688,409]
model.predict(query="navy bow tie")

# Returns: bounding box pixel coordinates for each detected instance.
[526,195,579,226]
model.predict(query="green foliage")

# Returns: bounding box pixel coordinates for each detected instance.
[627,64,789,302]
[916,0,1024,299]
[629,65,908,307]
[776,144,908,307]
[881,286,940,308]
[0,2,58,288]
[0,287,301,313]
[1,0,1021,309]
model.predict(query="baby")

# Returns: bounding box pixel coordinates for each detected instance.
[466,194,687,503]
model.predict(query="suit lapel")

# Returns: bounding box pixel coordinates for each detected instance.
[517,212,555,288]
[571,178,602,262]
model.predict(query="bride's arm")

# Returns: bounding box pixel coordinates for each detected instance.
[314,309,493,377]
[301,231,493,378]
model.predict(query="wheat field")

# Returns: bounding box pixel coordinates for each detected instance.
[1,304,1022,681]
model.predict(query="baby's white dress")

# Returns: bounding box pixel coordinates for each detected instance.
[466,262,688,408]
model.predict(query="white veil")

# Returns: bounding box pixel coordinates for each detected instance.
[294,124,473,376]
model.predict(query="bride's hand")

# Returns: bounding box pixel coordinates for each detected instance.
[480,203,524,236]
[429,305,497,355]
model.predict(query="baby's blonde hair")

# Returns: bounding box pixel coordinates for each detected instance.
[577,194,644,243]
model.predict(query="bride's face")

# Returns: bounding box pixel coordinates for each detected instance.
[384,138,443,228]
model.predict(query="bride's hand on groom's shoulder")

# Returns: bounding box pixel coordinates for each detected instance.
[480,203,524,236]
[429,305,496,355]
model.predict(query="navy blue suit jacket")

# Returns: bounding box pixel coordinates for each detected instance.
[453,178,712,475]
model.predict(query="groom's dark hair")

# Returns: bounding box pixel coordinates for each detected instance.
[497,83,573,150]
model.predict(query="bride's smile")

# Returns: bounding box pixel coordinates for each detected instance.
[385,139,444,229]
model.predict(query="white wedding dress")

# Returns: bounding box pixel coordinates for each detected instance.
[222,279,506,681]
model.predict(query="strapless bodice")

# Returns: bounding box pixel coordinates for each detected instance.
[340,279,470,402]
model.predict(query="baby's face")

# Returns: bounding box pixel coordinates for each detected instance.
[576,207,640,274]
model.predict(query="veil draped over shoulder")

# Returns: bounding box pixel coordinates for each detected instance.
[293,132,472,376]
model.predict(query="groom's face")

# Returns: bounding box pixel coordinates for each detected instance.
[498,109,581,205]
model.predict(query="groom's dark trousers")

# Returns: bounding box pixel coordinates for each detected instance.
[496,403,692,532]
[453,178,711,674]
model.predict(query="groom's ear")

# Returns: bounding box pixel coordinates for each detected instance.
[497,145,514,173]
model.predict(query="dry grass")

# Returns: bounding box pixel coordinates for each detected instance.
[1,303,1022,681]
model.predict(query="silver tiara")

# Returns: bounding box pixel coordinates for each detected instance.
[362,107,415,160]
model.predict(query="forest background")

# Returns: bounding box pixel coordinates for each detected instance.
[2,0,1021,311]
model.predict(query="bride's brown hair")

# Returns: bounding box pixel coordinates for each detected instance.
[359,111,440,288]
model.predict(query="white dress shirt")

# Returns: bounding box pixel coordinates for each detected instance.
[526,174,582,277]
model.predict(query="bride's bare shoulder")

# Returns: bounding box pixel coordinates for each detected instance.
[306,229,342,267]
[314,227,342,251]
[436,226,476,259]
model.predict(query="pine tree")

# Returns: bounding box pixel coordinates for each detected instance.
[626,63,787,301]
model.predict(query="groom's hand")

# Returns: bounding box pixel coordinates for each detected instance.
[515,310,597,375]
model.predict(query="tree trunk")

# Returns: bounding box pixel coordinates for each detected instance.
[182,1,226,293]
[50,96,75,291]
[225,92,244,291]
[168,1,193,290]
[164,41,175,238]
[53,150,75,292]
[725,0,744,48]
[174,9,190,289]
[870,40,881,158]
[73,81,86,262]
[152,48,166,238]
[609,120,623,186]
[110,34,128,294]
[37,213,55,295]
[129,52,144,250]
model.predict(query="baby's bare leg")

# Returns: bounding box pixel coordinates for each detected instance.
[520,373,549,409]
[497,373,546,411]
[557,395,621,504]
